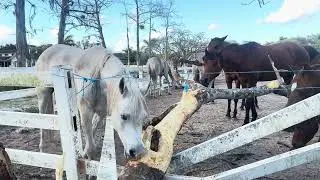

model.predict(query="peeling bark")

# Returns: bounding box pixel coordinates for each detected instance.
[0,143,16,180]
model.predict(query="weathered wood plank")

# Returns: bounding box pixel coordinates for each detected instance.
[0,111,59,130]
[0,88,37,101]
[169,93,320,173]
[165,142,320,180]
[52,66,84,179]
[6,148,99,176]
[97,118,117,180]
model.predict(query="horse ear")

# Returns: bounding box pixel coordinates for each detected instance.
[221,35,228,41]
[119,77,128,96]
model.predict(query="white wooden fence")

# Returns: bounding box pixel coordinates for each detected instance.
[1,66,320,179]
[0,66,117,179]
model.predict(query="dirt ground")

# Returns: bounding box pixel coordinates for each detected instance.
[1,74,320,179]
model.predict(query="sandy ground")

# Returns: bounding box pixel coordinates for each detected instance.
[0,74,320,179]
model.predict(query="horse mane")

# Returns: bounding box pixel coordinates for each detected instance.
[90,55,147,116]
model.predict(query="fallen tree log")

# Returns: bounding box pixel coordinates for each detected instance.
[119,90,202,180]
[0,143,16,180]
[119,79,293,180]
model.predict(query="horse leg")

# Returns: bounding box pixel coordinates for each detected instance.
[37,87,54,153]
[292,120,319,149]
[193,69,200,83]
[225,76,232,118]
[164,72,171,95]
[158,75,162,96]
[240,82,246,110]
[254,96,259,109]
[249,83,258,122]
[92,113,106,137]
[79,99,96,160]
[233,79,240,118]
[152,77,157,98]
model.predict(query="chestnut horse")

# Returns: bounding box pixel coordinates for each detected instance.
[201,36,310,125]
[286,64,320,149]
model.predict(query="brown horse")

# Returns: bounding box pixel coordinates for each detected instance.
[201,36,310,125]
[201,50,260,118]
[286,64,320,149]
[303,45,319,62]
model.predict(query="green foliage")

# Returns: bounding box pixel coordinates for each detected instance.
[114,48,148,65]
[0,44,16,51]
[279,34,320,50]
[29,44,52,61]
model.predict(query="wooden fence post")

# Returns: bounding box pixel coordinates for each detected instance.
[52,65,85,179]
[97,117,117,180]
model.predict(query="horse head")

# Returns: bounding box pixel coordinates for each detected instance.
[108,76,148,159]
[207,35,228,53]
[199,48,222,87]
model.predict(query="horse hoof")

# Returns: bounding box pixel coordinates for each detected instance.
[168,92,172,95]
[242,121,249,126]
[232,115,237,119]
[226,114,231,118]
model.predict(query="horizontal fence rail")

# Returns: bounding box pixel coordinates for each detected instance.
[0,66,193,87]
[0,88,37,101]
[166,142,320,180]
[169,92,320,173]
[0,111,59,130]
[6,149,99,176]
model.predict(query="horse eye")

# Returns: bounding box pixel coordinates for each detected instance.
[121,114,129,120]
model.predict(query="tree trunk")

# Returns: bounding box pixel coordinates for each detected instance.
[135,0,140,66]
[125,13,130,65]
[94,0,106,48]
[164,17,169,61]
[15,0,30,67]
[57,0,69,44]
[119,81,289,179]
[119,90,202,180]
[148,12,152,58]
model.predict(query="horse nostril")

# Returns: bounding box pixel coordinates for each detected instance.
[129,149,136,158]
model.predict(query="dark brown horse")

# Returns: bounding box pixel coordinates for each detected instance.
[201,36,310,125]
[286,64,320,149]
[201,50,258,118]
[303,45,319,62]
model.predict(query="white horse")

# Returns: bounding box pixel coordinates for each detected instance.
[36,44,148,159]
[146,57,172,97]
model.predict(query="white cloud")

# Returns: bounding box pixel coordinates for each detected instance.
[50,27,59,37]
[0,25,14,39]
[0,25,15,44]
[113,32,135,52]
[263,0,320,24]
[208,23,218,31]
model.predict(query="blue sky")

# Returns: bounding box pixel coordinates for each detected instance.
[1,0,320,52]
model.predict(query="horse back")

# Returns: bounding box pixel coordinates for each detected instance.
[74,46,124,78]
[35,44,83,72]
[146,57,162,77]
[267,42,310,69]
